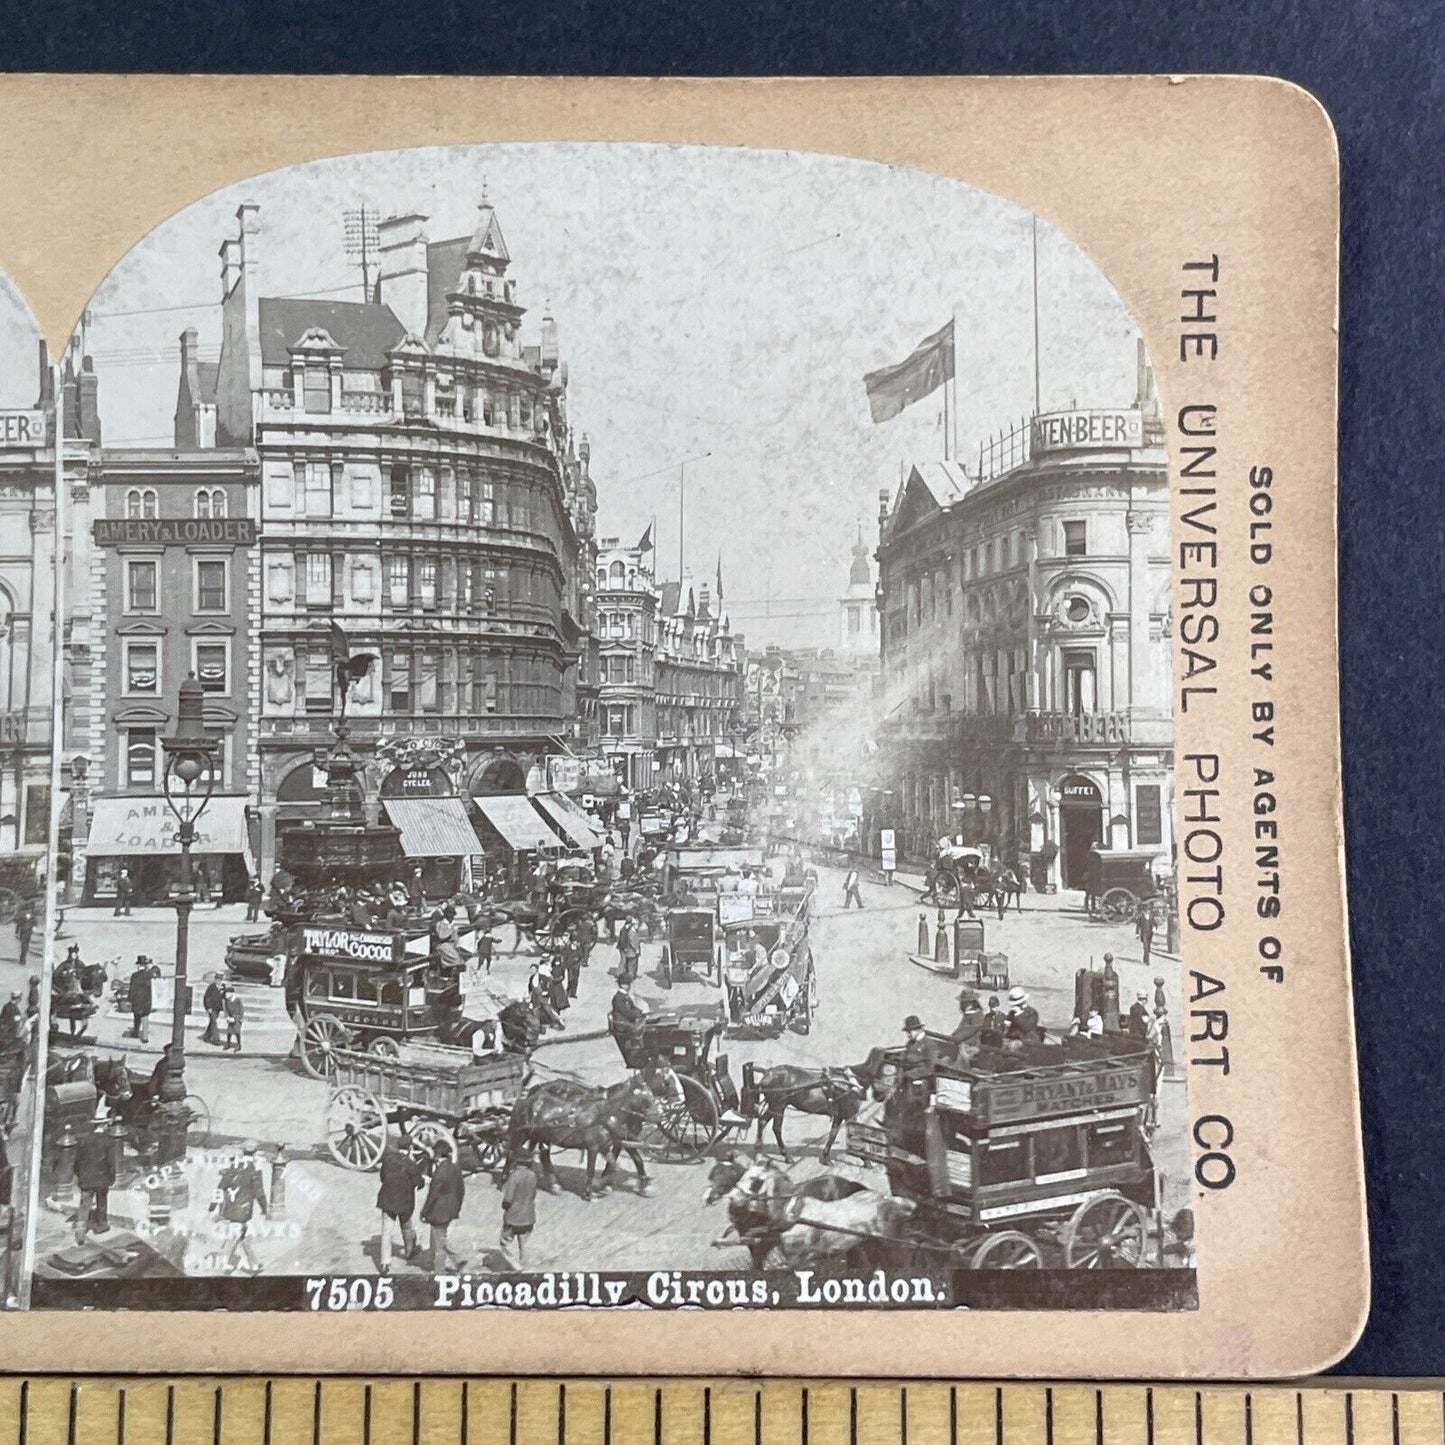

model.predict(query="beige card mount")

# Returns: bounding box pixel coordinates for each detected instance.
[0,74,1359,1378]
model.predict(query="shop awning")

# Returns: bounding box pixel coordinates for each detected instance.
[381,797,483,858]
[473,794,567,852]
[85,795,252,860]
[533,793,605,851]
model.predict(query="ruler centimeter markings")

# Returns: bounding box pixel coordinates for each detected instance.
[0,1384,1439,1445]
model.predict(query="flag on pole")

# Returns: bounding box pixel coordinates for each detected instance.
[862,318,955,424]
[637,522,654,552]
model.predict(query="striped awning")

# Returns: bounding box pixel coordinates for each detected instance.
[381,797,483,858]
[85,795,252,859]
[473,794,566,853]
[533,793,605,851]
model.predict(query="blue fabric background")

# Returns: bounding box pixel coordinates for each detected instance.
[0,0,1440,1375]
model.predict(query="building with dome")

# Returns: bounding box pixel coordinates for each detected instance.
[838,528,880,663]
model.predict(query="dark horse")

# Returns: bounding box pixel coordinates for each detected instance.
[739,1062,863,1163]
[506,1066,676,1201]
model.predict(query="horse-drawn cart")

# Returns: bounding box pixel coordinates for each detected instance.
[1085,846,1166,924]
[323,1042,526,1175]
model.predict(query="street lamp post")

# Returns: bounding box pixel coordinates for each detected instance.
[158,674,218,1163]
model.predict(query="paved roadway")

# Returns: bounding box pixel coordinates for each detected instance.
[31,866,1191,1277]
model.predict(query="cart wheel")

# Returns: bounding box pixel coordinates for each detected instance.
[366,1036,400,1060]
[407,1118,458,1164]
[183,1093,212,1147]
[324,1086,388,1171]
[472,1132,508,1175]
[1099,889,1136,925]
[647,1074,720,1162]
[797,967,817,1035]
[970,1231,1044,1269]
[1062,1191,1149,1268]
[300,1016,350,1080]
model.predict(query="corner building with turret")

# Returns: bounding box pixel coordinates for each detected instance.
[200,193,598,875]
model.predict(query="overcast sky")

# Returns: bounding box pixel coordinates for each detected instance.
[24,143,1142,647]
[0,272,39,407]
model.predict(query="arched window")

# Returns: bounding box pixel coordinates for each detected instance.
[609,560,625,585]
[194,487,227,519]
[126,488,157,520]
[596,567,607,590]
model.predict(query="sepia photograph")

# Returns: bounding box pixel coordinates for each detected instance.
[22,141,1191,1310]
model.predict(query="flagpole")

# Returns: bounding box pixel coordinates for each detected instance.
[678,462,685,582]
[942,380,950,462]
[1032,214,1042,416]
[951,305,960,468]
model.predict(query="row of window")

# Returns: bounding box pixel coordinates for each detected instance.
[263,551,558,615]
[898,519,1088,632]
[264,461,552,532]
[123,557,229,615]
[122,487,230,521]
[905,646,1103,719]
[262,644,560,720]
[122,638,231,698]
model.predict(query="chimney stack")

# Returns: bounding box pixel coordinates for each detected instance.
[76,355,101,443]
[376,213,429,339]
[34,340,52,408]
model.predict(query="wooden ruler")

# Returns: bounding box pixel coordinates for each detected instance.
[0,1382,1435,1445]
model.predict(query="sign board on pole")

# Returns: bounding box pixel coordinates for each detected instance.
[880,828,897,872]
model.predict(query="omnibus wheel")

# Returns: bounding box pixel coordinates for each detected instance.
[366,1036,400,1060]
[1063,1191,1149,1268]
[300,1016,349,1080]
[1099,889,1136,924]
[970,1230,1044,1269]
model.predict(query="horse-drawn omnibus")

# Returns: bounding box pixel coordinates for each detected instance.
[846,1030,1161,1268]
[718,894,816,1036]
[287,921,485,1078]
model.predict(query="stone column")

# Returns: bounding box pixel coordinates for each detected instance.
[1126,511,1153,710]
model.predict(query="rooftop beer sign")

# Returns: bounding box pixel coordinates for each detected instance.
[1031,408,1143,454]
[0,411,48,448]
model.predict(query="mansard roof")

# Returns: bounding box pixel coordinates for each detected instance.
[258,297,407,370]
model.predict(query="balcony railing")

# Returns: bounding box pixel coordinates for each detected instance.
[880,712,1015,745]
[1021,710,1128,744]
